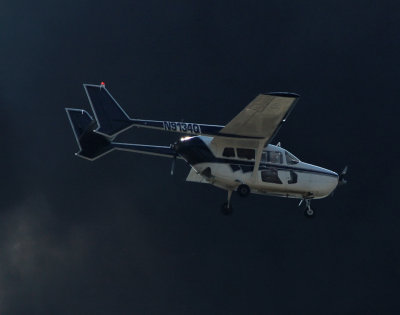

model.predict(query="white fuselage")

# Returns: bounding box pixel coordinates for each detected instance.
[180,136,338,200]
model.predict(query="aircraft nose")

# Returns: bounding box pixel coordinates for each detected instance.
[306,164,339,197]
[319,167,338,178]
[318,171,339,197]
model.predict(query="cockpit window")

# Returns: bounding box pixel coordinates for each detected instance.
[237,148,255,160]
[222,147,235,157]
[269,151,283,164]
[261,151,282,164]
[285,151,299,165]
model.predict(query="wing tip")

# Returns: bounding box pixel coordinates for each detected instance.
[264,92,300,98]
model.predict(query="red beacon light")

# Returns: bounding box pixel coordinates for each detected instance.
[100,81,106,87]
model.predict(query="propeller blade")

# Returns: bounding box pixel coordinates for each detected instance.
[170,155,176,175]
[169,139,180,176]
[330,166,349,196]
[338,165,348,185]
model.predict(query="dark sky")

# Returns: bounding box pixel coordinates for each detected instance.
[1,0,400,313]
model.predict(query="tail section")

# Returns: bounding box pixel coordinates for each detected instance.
[84,84,132,138]
[65,108,114,160]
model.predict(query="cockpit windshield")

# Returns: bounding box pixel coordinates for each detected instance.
[285,150,300,165]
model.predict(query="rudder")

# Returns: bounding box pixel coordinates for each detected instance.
[65,108,114,160]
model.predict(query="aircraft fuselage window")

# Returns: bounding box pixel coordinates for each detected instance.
[285,151,299,165]
[266,151,282,164]
[261,168,282,184]
[222,147,235,157]
[261,152,267,162]
[237,148,255,160]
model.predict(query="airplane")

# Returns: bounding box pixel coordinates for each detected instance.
[65,82,347,217]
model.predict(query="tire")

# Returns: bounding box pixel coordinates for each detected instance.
[304,208,315,218]
[237,184,250,197]
[221,202,233,215]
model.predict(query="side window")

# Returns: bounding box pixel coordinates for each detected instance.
[261,152,268,162]
[261,168,282,184]
[237,148,255,160]
[222,147,235,157]
[268,151,283,164]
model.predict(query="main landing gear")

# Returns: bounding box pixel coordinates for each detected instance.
[221,190,233,215]
[299,199,315,218]
[220,184,250,215]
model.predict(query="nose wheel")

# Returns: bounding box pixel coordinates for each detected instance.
[304,207,314,217]
[300,199,315,218]
[221,190,233,215]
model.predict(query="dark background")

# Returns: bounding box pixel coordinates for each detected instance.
[1,0,399,314]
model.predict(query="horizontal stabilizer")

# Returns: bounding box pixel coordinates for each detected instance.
[65,108,113,160]
[84,84,132,138]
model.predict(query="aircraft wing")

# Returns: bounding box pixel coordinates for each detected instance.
[219,92,299,143]
[215,92,299,180]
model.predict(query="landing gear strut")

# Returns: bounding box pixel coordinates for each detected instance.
[221,190,233,215]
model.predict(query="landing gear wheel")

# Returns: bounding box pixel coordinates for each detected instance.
[237,184,250,197]
[221,202,233,215]
[304,207,315,218]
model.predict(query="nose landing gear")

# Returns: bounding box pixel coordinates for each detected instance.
[299,199,315,218]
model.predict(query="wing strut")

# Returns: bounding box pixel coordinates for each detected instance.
[251,141,265,180]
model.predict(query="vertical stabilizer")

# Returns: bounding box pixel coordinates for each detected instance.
[84,84,132,138]
[65,108,114,160]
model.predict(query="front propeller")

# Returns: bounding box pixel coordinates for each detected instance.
[330,166,348,197]
[170,153,177,175]
[338,166,348,186]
